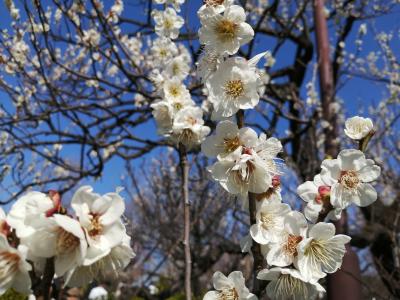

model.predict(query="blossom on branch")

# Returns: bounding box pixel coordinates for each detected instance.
[320,149,381,209]
[297,174,342,223]
[199,5,254,55]
[152,8,184,39]
[296,222,351,281]
[344,116,374,140]
[257,267,325,300]
[205,56,263,120]
[203,271,257,300]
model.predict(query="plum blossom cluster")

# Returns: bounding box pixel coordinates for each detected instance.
[197,1,381,299]
[150,1,210,149]
[298,116,379,223]
[202,120,283,202]
[0,186,135,296]
[197,1,272,120]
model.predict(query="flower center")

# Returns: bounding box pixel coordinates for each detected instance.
[168,86,181,98]
[274,274,309,299]
[205,0,225,6]
[304,239,331,264]
[215,19,238,42]
[218,288,239,300]
[224,80,244,99]
[57,228,80,255]
[173,102,183,111]
[88,214,103,237]
[283,234,303,256]
[260,213,275,229]
[223,136,241,153]
[232,160,255,185]
[164,18,173,30]
[172,63,180,76]
[350,122,366,134]
[339,170,359,190]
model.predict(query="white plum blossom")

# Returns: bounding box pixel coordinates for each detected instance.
[204,124,283,201]
[250,199,291,245]
[65,233,135,287]
[267,212,308,267]
[24,214,87,277]
[199,5,254,55]
[320,149,381,209]
[0,235,32,296]
[203,271,257,300]
[163,55,191,80]
[196,48,225,83]
[154,0,185,12]
[172,106,211,149]
[197,0,234,22]
[5,0,20,19]
[88,286,108,299]
[151,37,179,65]
[344,116,374,140]
[297,174,342,223]
[108,0,123,22]
[163,77,192,104]
[152,8,184,39]
[151,101,175,135]
[201,120,258,160]
[71,186,126,265]
[151,80,194,133]
[81,29,101,48]
[257,267,325,300]
[206,56,263,120]
[254,133,283,176]
[7,191,60,239]
[208,148,272,197]
[296,222,351,281]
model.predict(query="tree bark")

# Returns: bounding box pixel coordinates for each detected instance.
[313,1,362,299]
[248,192,267,296]
[179,144,192,300]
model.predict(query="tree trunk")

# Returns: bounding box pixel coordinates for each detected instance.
[313,0,362,299]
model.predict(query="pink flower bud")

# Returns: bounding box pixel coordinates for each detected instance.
[46,190,62,217]
[272,175,280,188]
[318,186,331,198]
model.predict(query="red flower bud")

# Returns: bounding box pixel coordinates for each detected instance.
[46,190,62,217]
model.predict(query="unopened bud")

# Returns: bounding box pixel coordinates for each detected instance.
[315,186,331,204]
[272,175,280,188]
[46,190,62,217]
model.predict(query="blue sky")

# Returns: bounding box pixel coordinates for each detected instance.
[0,1,398,206]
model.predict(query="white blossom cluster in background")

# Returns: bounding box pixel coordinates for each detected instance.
[150,0,210,149]
[193,1,381,299]
[0,186,135,296]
